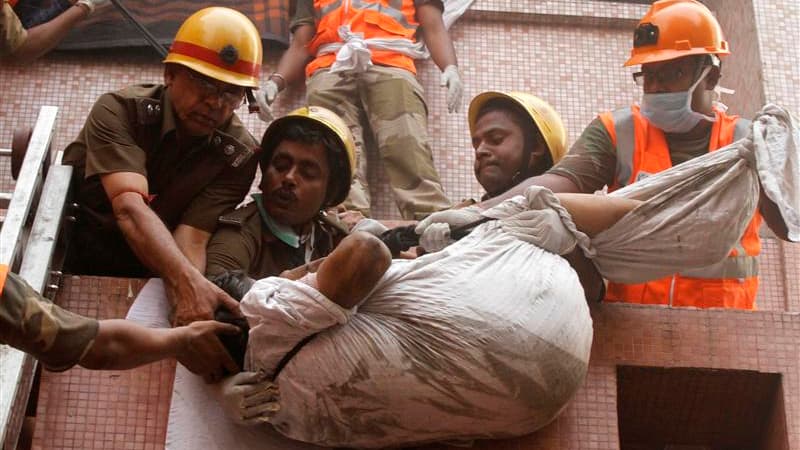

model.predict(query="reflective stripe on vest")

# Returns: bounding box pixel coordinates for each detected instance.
[308,0,420,77]
[601,105,761,310]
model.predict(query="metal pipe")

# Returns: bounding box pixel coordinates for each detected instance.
[109,0,168,58]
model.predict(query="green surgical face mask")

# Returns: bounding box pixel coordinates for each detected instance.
[252,193,300,248]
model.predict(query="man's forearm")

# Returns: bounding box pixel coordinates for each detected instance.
[417,4,457,71]
[273,25,315,88]
[13,3,89,63]
[112,193,200,291]
[79,320,178,370]
[480,174,582,209]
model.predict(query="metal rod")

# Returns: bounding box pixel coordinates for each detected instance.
[109,0,168,58]
[0,149,11,157]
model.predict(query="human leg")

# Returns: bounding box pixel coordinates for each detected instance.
[362,66,451,219]
[306,69,372,216]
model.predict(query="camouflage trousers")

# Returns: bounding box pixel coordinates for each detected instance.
[307,66,452,220]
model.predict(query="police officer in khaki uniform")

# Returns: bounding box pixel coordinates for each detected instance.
[0,264,240,380]
[62,7,262,325]
[206,106,356,280]
[1,0,107,62]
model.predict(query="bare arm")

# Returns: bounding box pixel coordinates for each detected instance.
[80,319,239,382]
[271,23,315,90]
[416,4,457,71]
[174,224,211,271]
[11,3,90,63]
[555,193,642,238]
[481,173,582,209]
[101,172,240,324]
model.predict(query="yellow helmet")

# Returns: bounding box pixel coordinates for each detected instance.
[164,7,262,88]
[468,91,567,164]
[261,106,357,206]
[625,0,729,67]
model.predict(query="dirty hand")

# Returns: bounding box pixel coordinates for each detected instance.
[501,208,578,255]
[220,371,281,426]
[414,206,483,252]
[76,0,109,13]
[168,275,242,326]
[173,320,240,383]
[440,65,463,113]
[255,80,280,123]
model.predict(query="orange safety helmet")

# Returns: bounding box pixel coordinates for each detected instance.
[164,7,262,88]
[624,0,729,67]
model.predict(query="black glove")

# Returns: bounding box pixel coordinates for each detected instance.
[208,270,256,372]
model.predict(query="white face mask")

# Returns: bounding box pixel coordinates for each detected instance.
[640,66,716,133]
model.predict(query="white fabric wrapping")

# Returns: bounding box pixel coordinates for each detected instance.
[245,224,592,448]
[588,104,800,283]
[316,0,476,70]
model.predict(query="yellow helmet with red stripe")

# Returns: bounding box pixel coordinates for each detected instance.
[164,7,262,88]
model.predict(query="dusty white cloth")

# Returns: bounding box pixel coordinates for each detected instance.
[317,0,476,71]
[588,103,800,282]
[125,281,325,450]
[244,224,592,448]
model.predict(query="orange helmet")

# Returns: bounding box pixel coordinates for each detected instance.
[624,0,729,67]
[164,7,262,88]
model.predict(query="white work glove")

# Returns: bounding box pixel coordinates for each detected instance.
[255,80,280,123]
[351,218,389,237]
[414,205,483,252]
[500,208,579,255]
[77,0,109,14]
[440,65,463,114]
[219,371,280,426]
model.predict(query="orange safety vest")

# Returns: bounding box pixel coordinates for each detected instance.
[306,0,420,78]
[599,105,761,310]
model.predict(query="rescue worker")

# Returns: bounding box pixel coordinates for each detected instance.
[1,0,107,62]
[257,0,462,220]
[0,264,241,381]
[417,91,603,301]
[417,0,790,310]
[205,106,355,280]
[62,7,262,325]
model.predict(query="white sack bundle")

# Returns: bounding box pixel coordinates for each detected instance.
[243,222,593,448]
[591,104,800,283]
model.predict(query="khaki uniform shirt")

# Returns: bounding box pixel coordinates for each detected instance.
[62,84,259,276]
[206,202,348,279]
[0,266,98,372]
[548,117,711,193]
[0,1,26,58]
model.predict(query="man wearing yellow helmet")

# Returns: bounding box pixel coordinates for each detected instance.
[205,106,356,283]
[418,0,789,310]
[62,7,263,325]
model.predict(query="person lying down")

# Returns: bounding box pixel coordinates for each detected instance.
[219,187,640,449]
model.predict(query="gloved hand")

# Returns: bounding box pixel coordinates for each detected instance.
[414,205,483,252]
[255,80,280,123]
[500,208,579,255]
[440,65,463,113]
[77,0,109,14]
[219,371,280,426]
[481,195,529,220]
[351,218,389,237]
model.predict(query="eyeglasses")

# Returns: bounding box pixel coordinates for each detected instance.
[183,69,245,109]
[632,67,688,87]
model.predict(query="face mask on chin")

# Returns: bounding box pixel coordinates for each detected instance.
[640,65,716,134]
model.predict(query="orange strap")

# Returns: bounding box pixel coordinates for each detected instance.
[0,264,8,296]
